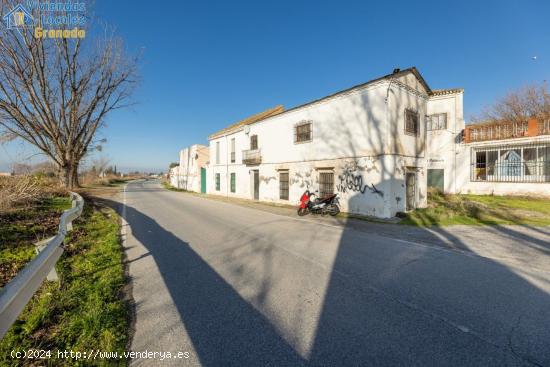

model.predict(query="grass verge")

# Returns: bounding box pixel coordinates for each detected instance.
[0,196,71,288]
[0,197,128,366]
[402,190,550,226]
[162,181,188,192]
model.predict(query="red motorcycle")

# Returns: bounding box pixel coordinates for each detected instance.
[298,189,340,216]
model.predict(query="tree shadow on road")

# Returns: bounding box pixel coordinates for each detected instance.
[98,182,550,367]
[100,197,306,366]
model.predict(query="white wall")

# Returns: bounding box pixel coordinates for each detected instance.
[171,144,209,192]
[454,137,550,196]
[426,91,465,194]
[207,71,430,218]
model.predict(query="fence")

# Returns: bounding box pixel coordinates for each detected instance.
[0,192,84,339]
[471,143,550,183]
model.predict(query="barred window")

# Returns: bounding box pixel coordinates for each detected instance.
[471,144,550,183]
[279,171,289,200]
[427,113,447,130]
[405,109,419,136]
[319,172,334,198]
[230,138,235,163]
[250,135,258,150]
[294,121,312,143]
[230,173,236,193]
[215,173,220,191]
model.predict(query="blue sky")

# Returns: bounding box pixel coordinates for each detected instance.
[1,0,549,172]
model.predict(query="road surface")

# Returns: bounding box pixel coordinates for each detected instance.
[112,180,550,366]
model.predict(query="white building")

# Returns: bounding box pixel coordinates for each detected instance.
[452,118,550,196]
[170,144,209,193]
[206,68,466,218]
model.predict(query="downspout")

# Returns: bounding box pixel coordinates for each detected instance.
[384,78,395,217]
[226,135,229,198]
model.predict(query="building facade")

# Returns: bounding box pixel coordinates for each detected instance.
[453,118,550,196]
[206,68,464,218]
[170,144,209,193]
[172,68,549,218]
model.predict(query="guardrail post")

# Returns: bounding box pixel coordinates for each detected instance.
[34,237,59,282]
[0,192,85,340]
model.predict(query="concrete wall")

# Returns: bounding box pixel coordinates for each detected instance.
[207,71,430,218]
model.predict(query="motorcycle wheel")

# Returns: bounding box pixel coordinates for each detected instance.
[297,208,308,216]
[328,205,340,216]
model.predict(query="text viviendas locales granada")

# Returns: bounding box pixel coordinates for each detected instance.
[28,0,87,39]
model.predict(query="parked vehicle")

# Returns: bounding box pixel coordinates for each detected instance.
[297,189,340,216]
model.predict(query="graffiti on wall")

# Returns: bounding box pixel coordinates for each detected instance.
[336,167,384,197]
[291,171,313,188]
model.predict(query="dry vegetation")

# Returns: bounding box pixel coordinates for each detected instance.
[0,175,67,213]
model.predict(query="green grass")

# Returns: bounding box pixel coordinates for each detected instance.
[0,196,71,288]
[0,199,128,366]
[402,190,550,226]
[162,181,188,192]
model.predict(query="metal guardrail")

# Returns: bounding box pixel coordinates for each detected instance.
[0,192,84,339]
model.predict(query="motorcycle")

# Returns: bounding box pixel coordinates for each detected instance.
[297,189,340,216]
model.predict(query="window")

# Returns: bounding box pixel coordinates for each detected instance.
[524,148,537,175]
[499,149,521,177]
[474,151,486,180]
[279,171,289,200]
[216,142,220,164]
[405,109,419,136]
[250,135,258,150]
[294,121,312,143]
[230,173,236,193]
[471,144,550,182]
[319,172,334,198]
[427,113,447,130]
[230,138,235,163]
[215,173,220,191]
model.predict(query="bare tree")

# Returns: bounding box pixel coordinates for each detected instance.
[0,0,138,188]
[476,82,550,123]
[91,156,110,174]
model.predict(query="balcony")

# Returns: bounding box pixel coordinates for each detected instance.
[242,149,261,165]
[464,118,550,143]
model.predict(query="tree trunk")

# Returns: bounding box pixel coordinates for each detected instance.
[71,162,80,188]
[59,162,80,189]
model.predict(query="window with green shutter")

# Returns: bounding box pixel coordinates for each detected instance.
[230,173,236,193]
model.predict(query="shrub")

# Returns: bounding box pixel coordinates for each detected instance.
[0,175,67,212]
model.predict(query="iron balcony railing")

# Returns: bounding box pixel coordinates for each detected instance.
[242,149,261,165]
[465,118,550,143]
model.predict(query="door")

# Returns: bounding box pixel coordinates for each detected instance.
[405,171,416,211]
[253,170,259,200]
[200,168,206,193]
[427,169,444,191]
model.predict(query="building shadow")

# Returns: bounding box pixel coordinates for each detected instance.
[101,186,550,367]
[100,197,306,366]
[306,190,550,366]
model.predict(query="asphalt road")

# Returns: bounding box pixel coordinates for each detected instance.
[113,180,550,366]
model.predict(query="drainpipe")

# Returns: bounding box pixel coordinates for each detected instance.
[384,77,395,217]
[226,135,229,198]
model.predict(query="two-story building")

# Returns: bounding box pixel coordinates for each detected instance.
[207,67,464,218]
